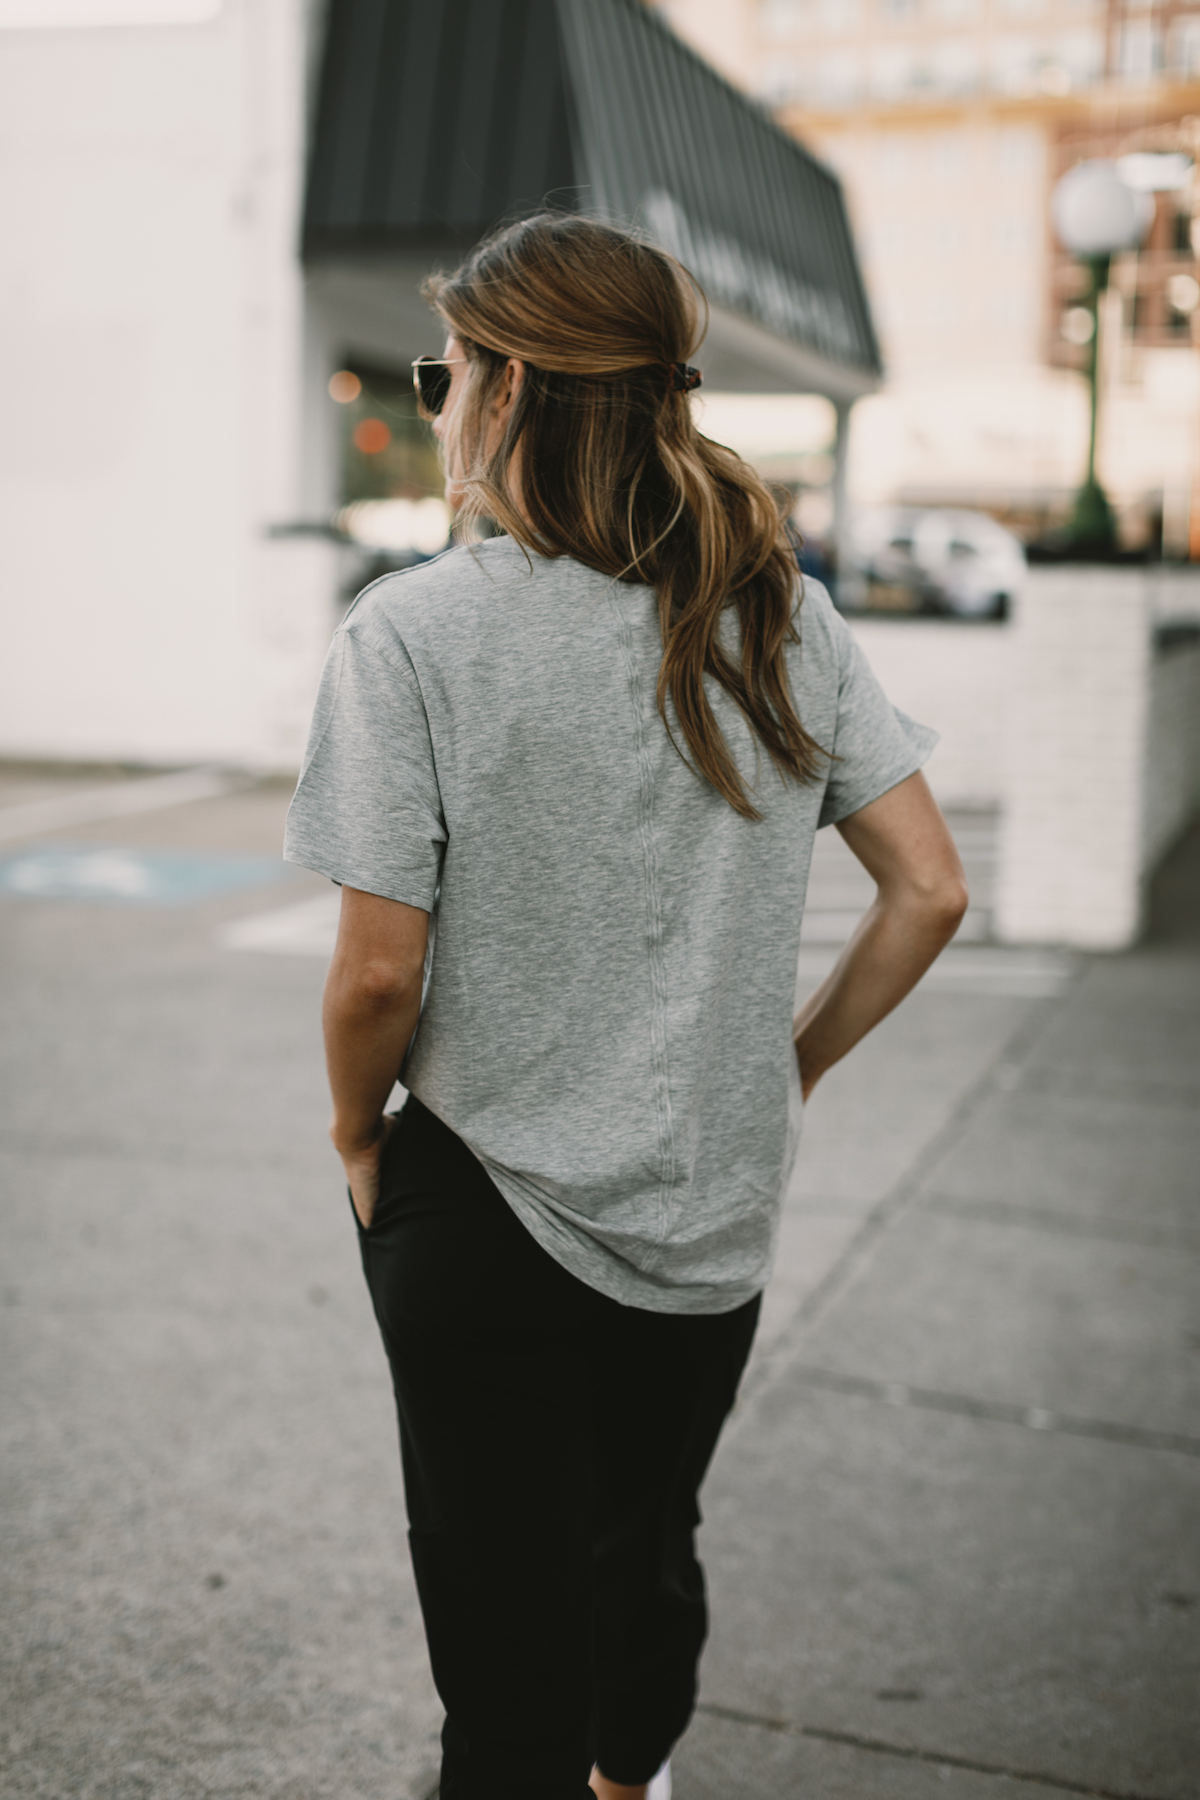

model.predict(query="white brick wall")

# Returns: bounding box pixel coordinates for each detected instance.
[847,617,1010,809]
[995,570,1153,949]
[849,573,1200,949]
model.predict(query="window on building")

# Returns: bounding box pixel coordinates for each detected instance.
[990,36,1038,93]
[327,364,451,569]
[815,52,860,105]
[870,46,916,97]
[332,364,444,508]
[760,0,805,40]
[1169,15,1200,77]
[931,40,982,93]
[759,53,802,100]
[1118,20,1163,79]
[1055,28,1105,86]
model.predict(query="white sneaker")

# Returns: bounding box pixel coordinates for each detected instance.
[647,1762,672,1800]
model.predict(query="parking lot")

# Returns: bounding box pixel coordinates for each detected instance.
[1,766,1197,1800]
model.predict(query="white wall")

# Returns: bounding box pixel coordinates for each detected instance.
[848,616,1010,809]
[0,0,328,769]
[991,569,1200,950]
[994,571,1152,949]
[852,572,1200,949]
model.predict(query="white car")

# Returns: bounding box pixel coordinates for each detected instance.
[852,507,1025,619]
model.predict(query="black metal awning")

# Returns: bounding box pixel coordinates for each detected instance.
[303,0,881,394]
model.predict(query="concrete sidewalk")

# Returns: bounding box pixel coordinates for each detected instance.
[0,769,1197,1799]
[682,827,1200,1800]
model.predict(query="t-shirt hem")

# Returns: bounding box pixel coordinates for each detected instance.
[482,1159,768,1317]
[281,846,436,912]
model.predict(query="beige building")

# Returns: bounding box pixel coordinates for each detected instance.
[656,0,1200,552]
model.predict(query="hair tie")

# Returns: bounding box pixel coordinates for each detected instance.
[669,362,703,393]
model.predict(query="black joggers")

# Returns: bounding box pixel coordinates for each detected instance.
[355,1095,760,1800]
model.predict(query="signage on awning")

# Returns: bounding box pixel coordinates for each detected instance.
[304,0,881,394]
[641,191,861,369]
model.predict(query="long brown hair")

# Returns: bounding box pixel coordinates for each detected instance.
[425,213,826,819]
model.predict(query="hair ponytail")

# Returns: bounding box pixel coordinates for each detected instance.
[425,213,827,819]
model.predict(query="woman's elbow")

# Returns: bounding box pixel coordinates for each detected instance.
[890,868,969,933]
[332,954,423,1013]
[929,872,970,932]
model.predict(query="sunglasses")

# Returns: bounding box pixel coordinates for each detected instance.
[412,355,467,417]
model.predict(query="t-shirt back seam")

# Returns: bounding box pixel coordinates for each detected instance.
[609,591,677,1255]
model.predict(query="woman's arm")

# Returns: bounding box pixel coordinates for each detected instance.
[322,886,430,1226]
[793,770,969,1100]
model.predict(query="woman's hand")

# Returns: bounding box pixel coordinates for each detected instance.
[336,1112,397,1230]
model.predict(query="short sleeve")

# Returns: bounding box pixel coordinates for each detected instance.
[283,628,446,909]
[817,610,939,829]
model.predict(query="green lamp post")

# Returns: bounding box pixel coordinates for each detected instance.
[1050,161,1153,558]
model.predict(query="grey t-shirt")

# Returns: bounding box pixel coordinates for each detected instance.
[285,536,935,1314]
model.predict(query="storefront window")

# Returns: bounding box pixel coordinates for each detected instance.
[332,363,444,506]
[328,363,451,573]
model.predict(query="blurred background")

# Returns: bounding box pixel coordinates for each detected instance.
[2,0,1199,946]
[683,0,1200,553]
[1,6,1198,1800]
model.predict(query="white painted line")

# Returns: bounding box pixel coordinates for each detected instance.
[0,766,249,844]
[216,891,341,956]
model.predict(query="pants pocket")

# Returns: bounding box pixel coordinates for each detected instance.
[348,1106,407,1236]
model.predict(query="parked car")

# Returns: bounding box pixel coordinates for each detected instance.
[851,507,1025,619]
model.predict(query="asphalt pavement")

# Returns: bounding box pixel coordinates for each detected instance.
[1,766,1196,1800]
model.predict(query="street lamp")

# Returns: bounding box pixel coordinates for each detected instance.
[1050,160,1153,556]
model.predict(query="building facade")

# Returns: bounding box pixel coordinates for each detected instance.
[0,0,876,770]
[0,0,331,770]
[657,0,1200,551]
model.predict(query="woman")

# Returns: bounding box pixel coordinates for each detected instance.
[285,214,967,1800]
